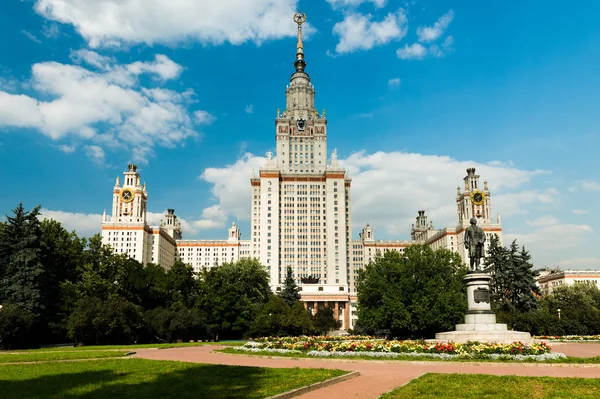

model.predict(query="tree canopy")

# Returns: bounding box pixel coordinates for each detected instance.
[356,245,467,339]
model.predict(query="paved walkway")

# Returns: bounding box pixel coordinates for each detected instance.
[134,343,600,399]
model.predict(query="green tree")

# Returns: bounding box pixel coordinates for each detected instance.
[278,266,301,306]
[250,295,314,337]
[198,258,271,340]
[356,246,467,338]
[0,204,47,324]
[0,304,36,349]
[67,296,144,345]
[313,307,338,335]
[538,283,600,335]
[166,261,198,308]
[486,236,540,313]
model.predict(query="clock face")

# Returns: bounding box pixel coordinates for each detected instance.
[470,190,485,205]
[121,188,134,203]
[297,119,306,131]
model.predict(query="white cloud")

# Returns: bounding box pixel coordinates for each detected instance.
[396,43,427,60]
[197,150,548,239]
[526,215,558,227]
[505,224,593,251]
[571,180,600,192]
[245,105,254,114]
[429,36,454,58]
[199,153,266,222]
[34,0,302,48]
[194,110,216,125]
[22,30,42,44]
[493,188,558,217]
[70,49,115,70]
[56,144,76,153]
[39,209,102,237]
[416,10,454,43]
[333,9,408,54]
[192,205,229,230]
[42,23,61,38]
[326,0,387,9]
[388,77,401,87]
[572,209,588,215]
[83,145,105,165]
[0,54,202,164]
[557,258,600,269]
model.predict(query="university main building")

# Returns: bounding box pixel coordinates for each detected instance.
[101,14,503,329]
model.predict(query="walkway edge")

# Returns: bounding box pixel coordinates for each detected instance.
[266,371,360,399]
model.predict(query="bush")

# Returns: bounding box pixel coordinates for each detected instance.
[0,304,36,349]
[67,296,144,345]
[145,307,206,343]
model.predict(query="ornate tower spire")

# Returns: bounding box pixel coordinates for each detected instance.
[293,12,307,72]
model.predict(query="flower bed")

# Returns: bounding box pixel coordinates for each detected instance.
[534,335,600,341]
[245,339,553,356]
[253,335,377,343]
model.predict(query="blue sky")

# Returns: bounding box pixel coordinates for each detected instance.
[1,0,599,269]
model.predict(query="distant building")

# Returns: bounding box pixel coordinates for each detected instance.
[537,269,600,295]
[99,15,505,330]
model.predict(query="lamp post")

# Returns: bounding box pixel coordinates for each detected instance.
[557,308,561,320]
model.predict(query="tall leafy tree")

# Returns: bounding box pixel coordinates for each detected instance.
[356,245,467,338]
[198,258,271,340]
[486,236,540,313]
[0,204,47,319]
[278,266,301,306]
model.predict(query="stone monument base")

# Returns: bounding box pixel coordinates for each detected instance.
[434,272,533,344]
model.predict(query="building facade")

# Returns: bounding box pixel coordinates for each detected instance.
[537,269,600,295]
[100,14,504,330]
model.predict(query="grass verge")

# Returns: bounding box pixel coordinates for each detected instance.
[218,348,600,364]
[380,373,600,399]
[19,341,245,352]
[0,351,131,363]
[0,358,346,399]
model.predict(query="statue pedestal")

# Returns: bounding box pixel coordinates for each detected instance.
[435,272,533,343]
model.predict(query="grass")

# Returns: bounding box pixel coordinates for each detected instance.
[381,374,600,399]
[219,348,600,364]
[22,341,245,351]
[0,358,346,399]
[0,351,131,363]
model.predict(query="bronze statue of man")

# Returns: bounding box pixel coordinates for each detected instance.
[464,217,486,272]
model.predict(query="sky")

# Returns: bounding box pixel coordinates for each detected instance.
[1,0,599,270]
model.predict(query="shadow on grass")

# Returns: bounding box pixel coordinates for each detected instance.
[0,359,331,399]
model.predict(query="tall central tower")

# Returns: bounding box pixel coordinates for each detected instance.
[275,12,328,173]
[250,13,352,308]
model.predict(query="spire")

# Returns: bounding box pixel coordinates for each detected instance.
[293,12,307,73]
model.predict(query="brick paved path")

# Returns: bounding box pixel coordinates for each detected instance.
[134,344,600,399]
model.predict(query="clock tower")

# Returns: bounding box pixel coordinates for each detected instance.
[455,168,503,263]
[275,12,328,173]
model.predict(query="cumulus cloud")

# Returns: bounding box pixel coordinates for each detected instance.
[39,209,102,237]
[396,43,427,60]
[245,105,254,114]
[557,258,600,269]
[572,209,588,215]
[84,145,105,165]
[56,144,76,153]
[199,153,266,222]
[505,224,593,251]
[0,54,208,164]
[326,0,387,9]
[416,10,454,43]
[570,180,600,192]
[195,150,549,239]
[34,0,303,48]
[333,9,408,54]
[388,77,401,87]
[194,110,216,125]
[526,215,559,227]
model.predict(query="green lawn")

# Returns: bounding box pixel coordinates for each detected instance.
[381,374,600,399]
[0,351,131,363]
[0,358,346,399]
[29,341,245,351]
[219,348,600,364]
